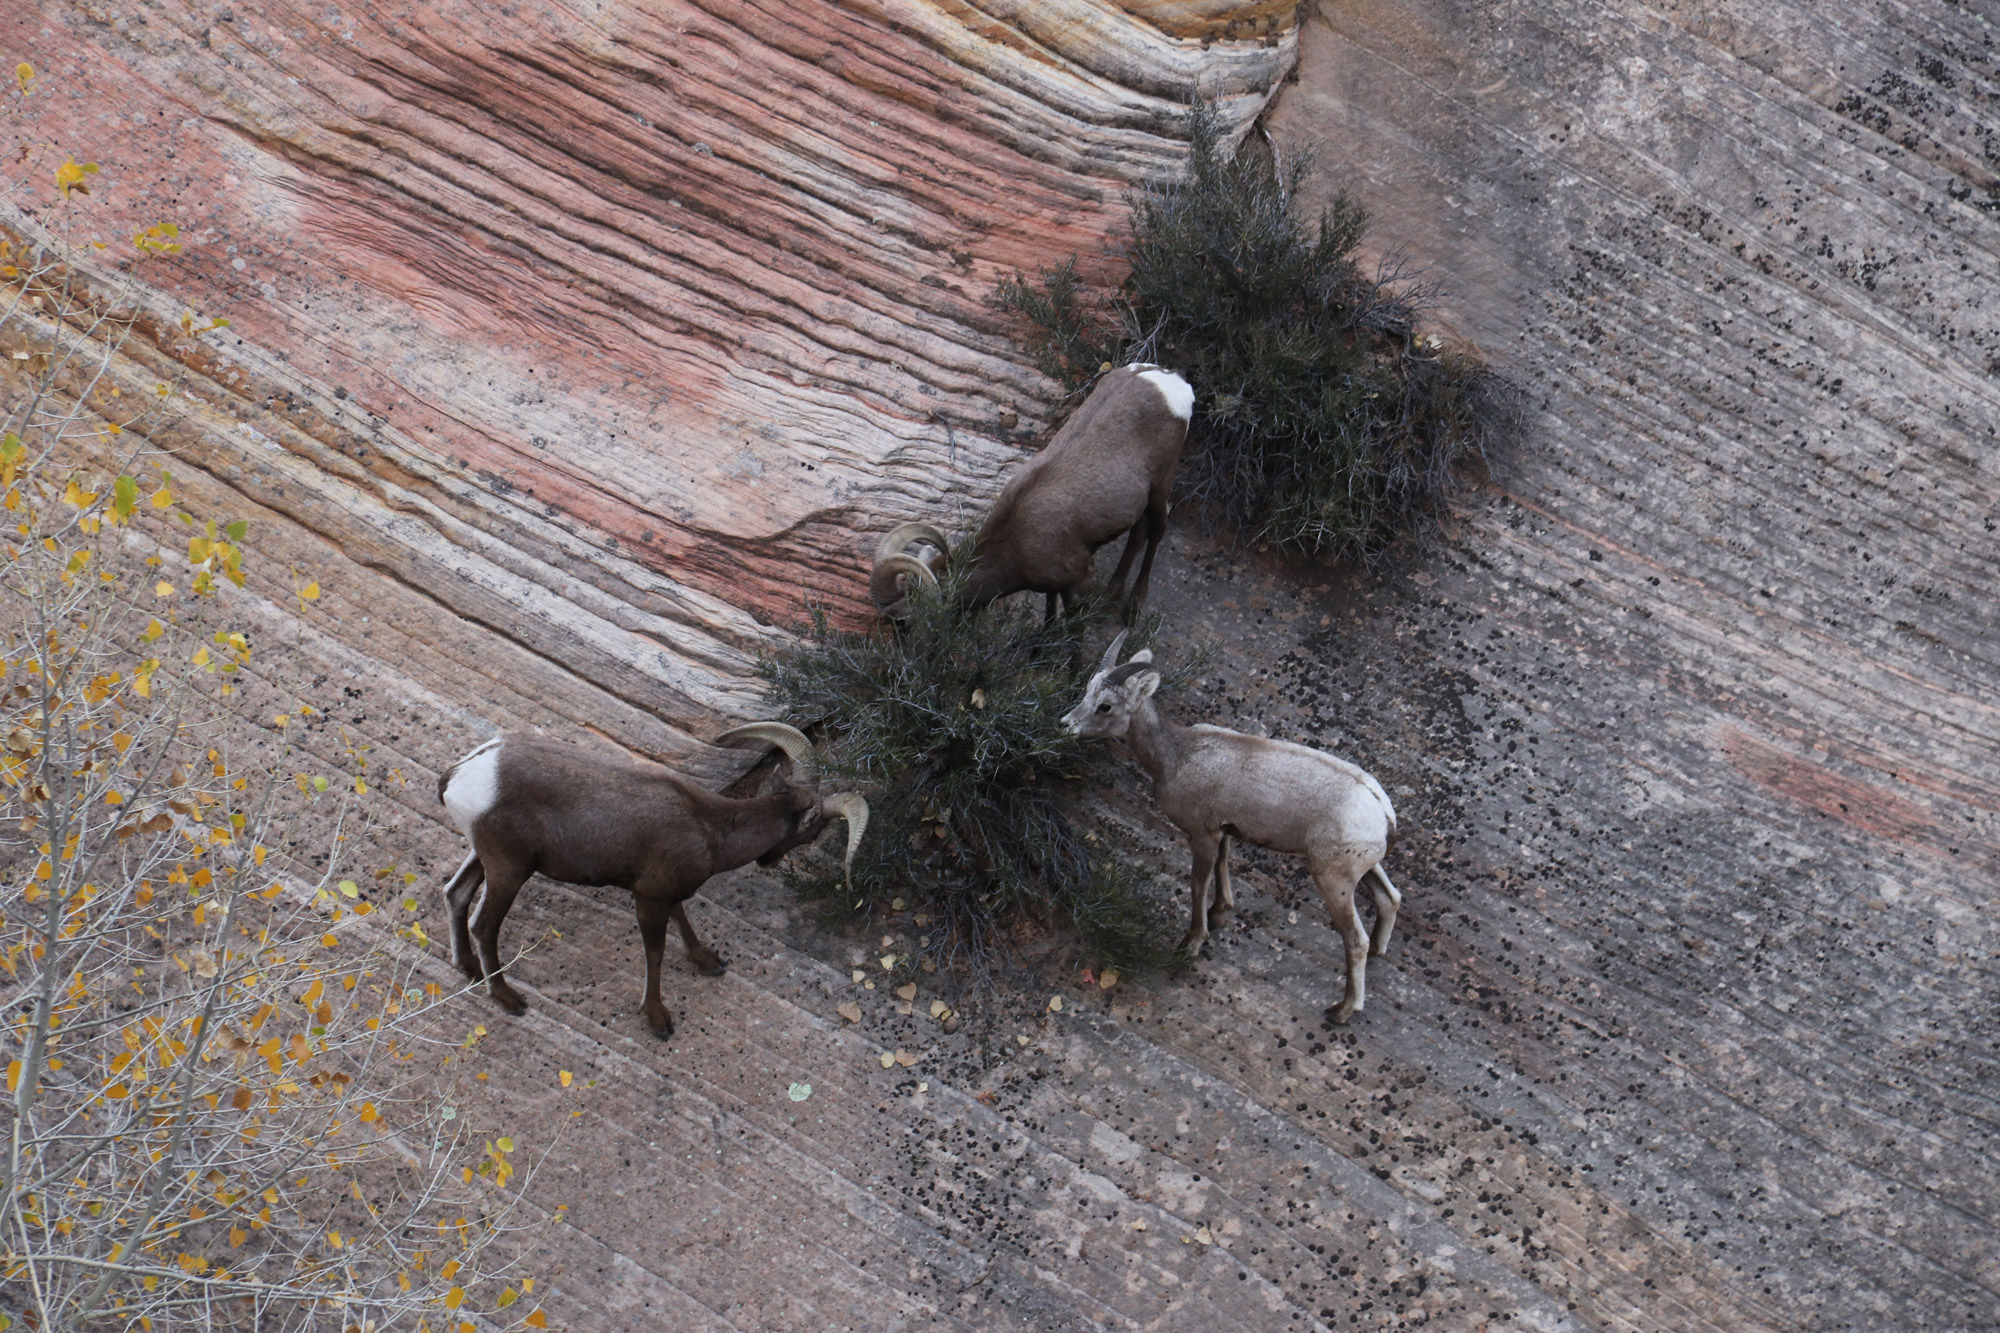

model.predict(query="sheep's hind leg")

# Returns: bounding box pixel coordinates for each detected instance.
[634,898,676,1038]
[1178,832,1221,957]
[1365,863,1402,958]
[468,859,532,1016]
[1313,856,1372,1024]
[1105,523,1145,611]
[1205,833,1235,931]
[1119,496,1169,623]
[440,852,486,983]
[669,900,725,976]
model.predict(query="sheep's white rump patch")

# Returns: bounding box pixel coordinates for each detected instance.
[442,738,502,835]
[1136,368,1194,422]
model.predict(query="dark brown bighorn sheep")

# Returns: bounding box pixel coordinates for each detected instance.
[437,725,866,1037]
[1063,633,1403,1023]
[873,364,1193,623]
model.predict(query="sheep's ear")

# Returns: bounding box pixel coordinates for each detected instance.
[1127,648,1153,665]
[1128,670,1162,701]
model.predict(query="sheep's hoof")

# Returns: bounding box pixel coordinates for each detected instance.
[1326,999,1360,1026]
[691,951,726,977]
[1176,931,1209,960]
[643,1008,675,1039]
[488,984,528,1017]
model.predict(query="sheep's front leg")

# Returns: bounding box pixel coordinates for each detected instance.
[1179,831,1221,957]
[669,900,725,976]
[1314,859,1371,1024]
[1206,833,1235,930]
[634,899,676,1038]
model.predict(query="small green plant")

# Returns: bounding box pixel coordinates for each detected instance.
[760,563,1171,986]
[998,101,1513,559]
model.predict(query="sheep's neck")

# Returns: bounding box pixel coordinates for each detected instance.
[1122,698,1187,789]
[713,793,794,870]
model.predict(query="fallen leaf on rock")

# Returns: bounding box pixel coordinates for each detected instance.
[1048,995,1063,1012]
[895,1002,912,1016]
[1195,1227,1214,1246]
[851,969,866,984]
[1015,1035,1030,1048]
[1132,1219,1147,1232]
[837,1001,862,1023]
[893,1049,919,1067]
[929,1000,949,1018]
[879,954,897,970]
[787,1082,812,1102]
[895,983,917,1002]
[1098,969,1120,990]
[879,1051,896,1069]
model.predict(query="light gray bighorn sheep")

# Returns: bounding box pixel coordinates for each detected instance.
[1063,634,1403,1023]
[437,725,866,1037]
[872,363,1193,624]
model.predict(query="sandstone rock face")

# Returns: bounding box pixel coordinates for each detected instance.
[7,0,1998,1330]
[7,0,1300,761]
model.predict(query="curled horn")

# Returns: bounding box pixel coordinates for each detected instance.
[714,721,817,782]
[818,791,870,888]
[870,553,939,611]
[871,524,949,612]
[1095,629,1130,678]
[873,522,950,566]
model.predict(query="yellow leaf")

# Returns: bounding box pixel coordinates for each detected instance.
[5,1059,19,1091]
[559,1069,573,1087]
[443,1286,465,1310]
[359,1102,379,1123]
[154,582,174,599]
[497,1288,519,1308]
[298,581,320,601]
[151,487,172,510]
[526,1311,548,1329]
[15,62,32,92]
[228,1227,247,1247]
[320,933,338,948]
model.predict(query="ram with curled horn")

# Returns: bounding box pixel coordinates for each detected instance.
[436,725,867,1038]
[872,364,1193,625]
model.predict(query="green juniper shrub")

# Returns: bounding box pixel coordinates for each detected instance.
[997,101,1514,560]
[759,558,1174,988]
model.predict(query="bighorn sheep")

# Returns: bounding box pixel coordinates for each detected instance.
[873,364,1193,623]
[436,725,866,1037]
[1063,634,1402,1023]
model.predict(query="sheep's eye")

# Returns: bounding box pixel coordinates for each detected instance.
[1096,703,1111,713]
